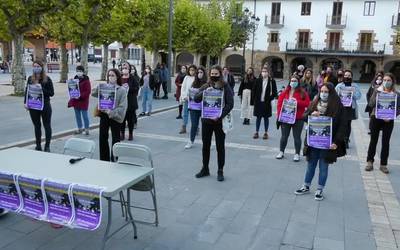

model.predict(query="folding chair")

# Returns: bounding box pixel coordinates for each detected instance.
[63,138,96,159]
[112,143,159,226]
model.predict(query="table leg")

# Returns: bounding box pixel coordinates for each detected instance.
[126,188,138,239]
[101,197,112,250]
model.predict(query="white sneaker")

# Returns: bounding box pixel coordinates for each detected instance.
[293,154,300,162]
[276,151,284,159]
[184,141,193,149]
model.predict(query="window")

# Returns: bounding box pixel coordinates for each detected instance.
[328,32,341,50]
[270,33,279,43]
[301,2,312,16]
[271,2,281,24]
[396,33,400,46]
[360,33,373,51]
[128,48,141,60]
[332,2,343,24]
[298,31,310,49]
[364,1,375,16]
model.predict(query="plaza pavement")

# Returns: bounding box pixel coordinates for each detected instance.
[1,84,399,249]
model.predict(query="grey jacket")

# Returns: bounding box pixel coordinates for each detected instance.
[92,84,127,123]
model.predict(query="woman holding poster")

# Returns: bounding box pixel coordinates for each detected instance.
[276,75,310,162]
[295,83,347,201]
[366,73,400,174]
[24,60,54,152]
[67,65,91,135]
[193,65,234,182]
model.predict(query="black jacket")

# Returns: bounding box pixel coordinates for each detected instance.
[251,77,277,117]
[24,76,54,106]
[223,74,235,91]
[326,74,338,86]
[139,74,156,91]
[238,76,255,97]
[125,74,140,111]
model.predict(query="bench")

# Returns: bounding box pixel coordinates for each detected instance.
[47,63,60,73]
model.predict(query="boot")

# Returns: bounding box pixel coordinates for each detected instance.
[179,125,186,134]
[120,132,125,141]
[35,145,42,151]
[44,144,50,152]
[195,167,210,178]
[365,161,373,171]
[243,119,247,125]
[217,170,224,182]
[128,133,133,141]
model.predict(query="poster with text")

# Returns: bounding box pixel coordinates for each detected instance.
[201,88,223,119]
[376,92,397,120]
[188,88,201,110]
[307,116,333,150]
[26,84,44,111]
[98,84,116,110]
[17,176,47,219]
[0,172,21,212]
[278,99,297,124]
[67,79,80,99]
[43,180,74,226]
[339,87,354,107]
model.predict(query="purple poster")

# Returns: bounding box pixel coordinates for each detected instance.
[0,172,21,212]
[278,99,297,124]
[67,79,80,99]
[26,84,44,111]
[339,87,353,107]
[98,83,116,110]
[71,184,103,230]
[17,176,46,219]
[201,88,223,119]
[188,88,201,110]
[307,116,332,150]
[43,180,73,226]
[376,92,397,120]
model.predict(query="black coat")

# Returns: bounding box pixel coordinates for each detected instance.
[139,74,156,91]
[238,76,255,97]
[250,77,277,117]
[224,74,235,91]
[125,75,140,111]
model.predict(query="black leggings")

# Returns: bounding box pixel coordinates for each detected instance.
[367,117,394,166]
[121,109,137,134]
[202,122,225,171]
[29,104,52,148]
[99,113,121,162]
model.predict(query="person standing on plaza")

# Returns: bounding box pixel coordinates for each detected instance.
[160,63,170,99]
[294,83,347,201]
[365,73,400,174]
[238,67,256,125]
[94,69,127,162]
[301,69,318,101]
[251,67,277,139]
[68,65,91,135]
[276,75,310,162]
[222,66,236,92]
[175,65,187,119]
[24,60,54,152]
[324,66,338,86]
[120,62,140,141]
[153,63,161,99]
[184,66,208,149]
[194,65,234,181]
[365,72,384,134]
[139,65,156,116]
[335,70,362,148]
[112,59,116,69]
[179,65,197,134]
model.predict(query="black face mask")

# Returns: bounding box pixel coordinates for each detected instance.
[338,73,343,77]
[210,76,219,82]
[343,77,352,84]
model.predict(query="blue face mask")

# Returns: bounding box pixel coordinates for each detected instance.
[290,81,298,89]
[383,81,393,89]
[33,66,42,74]
[320,92,329,101]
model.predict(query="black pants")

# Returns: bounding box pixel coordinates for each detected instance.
[345,120,352,142]
[367,117,394,166]
[280,120,304,154]
[154,82,161,97]
[121,109,137,134]
[202,122,225,171]
[99,113,121,162]
[29,104,52,149]
[162,81,168,96]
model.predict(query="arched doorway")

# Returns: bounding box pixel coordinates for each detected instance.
[176,52,194,72]
[262,56,284,78]
[200,55,207,67]
[290,57,313,75]
[351,59,376,83]
[225,54,244,75]
[384,60,400,84]
[320,58,343,71]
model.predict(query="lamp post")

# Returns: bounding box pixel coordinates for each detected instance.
[167,0,173,92]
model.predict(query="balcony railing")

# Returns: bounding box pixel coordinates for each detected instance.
[392,14,400,28]
[264,15,285,28]
[285,42,385,55]
[326,15,347,29]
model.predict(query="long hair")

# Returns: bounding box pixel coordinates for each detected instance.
[193,65,207,88]
[107,68,122,86]
[188,64,197,77]
[31,60,48,84]
[131,64,139,78]
[144,65,152,76]
[208,65,224,85]
[309,82,341,117]
[290,74,307,100]
[384,73,397,91]
[302,69,314,85]
[245,67,255,82]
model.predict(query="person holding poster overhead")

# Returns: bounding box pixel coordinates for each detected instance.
[194,65,234,182]
[276,75,310,162]
[366,73,400,174]
[67,65,91,135]
[294,83,347,201]
[335,70,361,149]
[24,60,54,152]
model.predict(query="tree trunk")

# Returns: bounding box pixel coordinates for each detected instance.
[81,37,89,74]
[101,43,109,81]
[119,43,128,61]
[12,33,25,95]
[152,50,158,69]
[60,41,68,83]
[141,48,146,74]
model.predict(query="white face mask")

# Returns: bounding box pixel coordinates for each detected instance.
[261,72,268,78]
[145,69,150,73]
[198,72,204,79]
[122,69,129,75]
[76,71,84,78]
[320,92,329,101]
[108,76,117,84]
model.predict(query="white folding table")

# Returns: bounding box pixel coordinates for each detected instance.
[0,147,154,250]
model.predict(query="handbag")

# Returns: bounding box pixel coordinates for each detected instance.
[223,112,233,134]
[93,105,100,117]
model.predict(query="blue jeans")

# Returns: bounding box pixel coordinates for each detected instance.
[189,109,201,142]
[182,100,189,126]
[256,116,269,133]
[304,148,329,190]
[141,87,153,113]
[74,108,89,129]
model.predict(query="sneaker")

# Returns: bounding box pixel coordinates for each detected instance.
[276,151,284,159]
[128,133,133,141]
[84,129,90,135]
[217,171,224,182]
[0,208,9,217]
[315,190,324,201]
[74,129,83,135]
[380,165,389,174]
[184,141,193,149]
[293,154,300,162]
[139,112,145,117]
[262,132,269,140]
[253,133,259,139]
[146,112,151,116]
[176,115,183,119]
[365,161,374,171]
[195,168,210,178]
[162,95,168,99]
[294,185,310,195]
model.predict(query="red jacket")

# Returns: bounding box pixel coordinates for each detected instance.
[68,76,91,110]
[277,86,310,120]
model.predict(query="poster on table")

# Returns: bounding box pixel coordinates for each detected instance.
[98,83,116,110]
[375,92,397,120]
[307,116,333,150]
[201,88,223,119]
[278,99,297,124]
[0,172,22,212]
[71,184,104,230]
[26,84,44,111]
[17,176,47,219]
[188,88,201,110]
[339,87,354,107]
[43,180,74,226]
[67,79,80,99]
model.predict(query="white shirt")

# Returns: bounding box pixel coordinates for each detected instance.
[180,75,195,102]
[261,78,269,102]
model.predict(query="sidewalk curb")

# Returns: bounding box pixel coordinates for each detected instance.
[0,105,177,151]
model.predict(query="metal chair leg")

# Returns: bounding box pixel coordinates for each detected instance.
[119,190,126,218]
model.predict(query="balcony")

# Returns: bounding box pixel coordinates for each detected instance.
[326,15,347,29]
[392,14,400,28]
[285,42,385,57]
[264,15,284,28]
